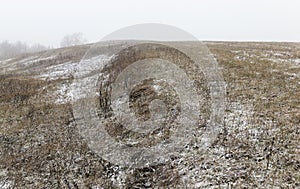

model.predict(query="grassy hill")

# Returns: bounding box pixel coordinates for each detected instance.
[0,42,299,188]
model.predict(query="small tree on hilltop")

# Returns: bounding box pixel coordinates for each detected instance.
[60,32,87,47]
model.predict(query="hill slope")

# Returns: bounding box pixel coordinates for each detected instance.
[0,42,299,188]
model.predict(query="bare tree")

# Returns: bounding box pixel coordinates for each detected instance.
[29,44,49,53]
[0,41,49,60]
[60,32,87,47]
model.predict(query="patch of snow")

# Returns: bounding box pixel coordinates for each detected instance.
[294,58,300,64]
[261,58,289,64]
[37,61,77,80]
[52,54,116,104]
[69,55,116,101]
[271,51,291,57]
[75,54,116,78]
[264,57,300,68]
[234,56,247,61]
[0,55,43,73]
[16,56,39,65]
[54,83,71,104]
[68,75,99,103]
[284,72,299,78]
[21,55,56,66]
[153,84,161,91]
[232,51,252,61]
[193,181,211,188]
[0,58,14,65]
[0,55,59,74]
[231,50,242,54]
[225,102,255,132]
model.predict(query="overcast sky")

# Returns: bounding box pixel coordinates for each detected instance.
[0,0,299,47]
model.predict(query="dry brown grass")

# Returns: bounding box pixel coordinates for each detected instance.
[0,42,299,188]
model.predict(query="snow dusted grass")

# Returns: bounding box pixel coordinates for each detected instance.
[0,42,299,188]
[37,61,77,81]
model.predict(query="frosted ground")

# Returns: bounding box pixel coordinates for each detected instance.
[0,42,299,188]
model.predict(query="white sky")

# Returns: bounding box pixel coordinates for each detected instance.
[0,0,299,47]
